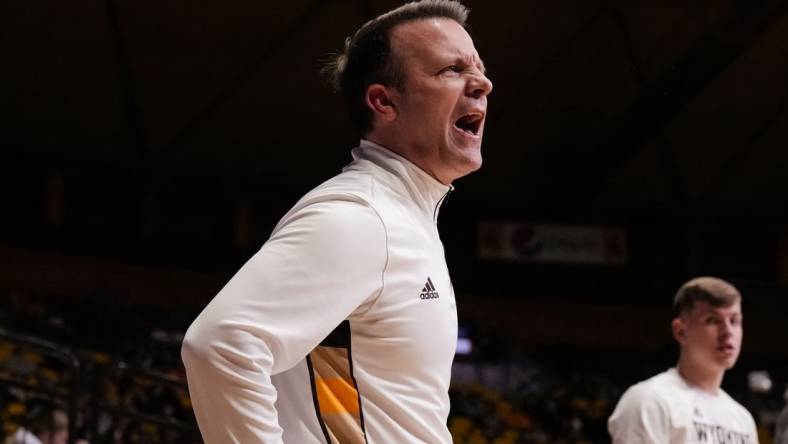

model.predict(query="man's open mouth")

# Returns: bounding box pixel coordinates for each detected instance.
[454,113,483,136]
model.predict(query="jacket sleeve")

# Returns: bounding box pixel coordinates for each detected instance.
[181,198,387,443]
[607,385,671,444]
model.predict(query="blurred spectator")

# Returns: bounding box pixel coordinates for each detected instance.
[5,400,67,444]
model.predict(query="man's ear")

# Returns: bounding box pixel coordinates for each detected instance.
[365,84,397,122]
[671,317,686,344]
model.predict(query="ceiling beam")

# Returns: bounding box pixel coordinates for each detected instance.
[166,0,332,152]
[488,7,605,128]
[608,2,689,209]
[700,97,788,201]
[105,0,149,158]
[566,0,788,212]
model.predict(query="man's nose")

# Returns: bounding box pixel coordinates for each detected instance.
[719,320,734,338]
[468,72,493,98]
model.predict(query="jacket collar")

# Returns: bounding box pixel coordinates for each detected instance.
[348,140,453,221]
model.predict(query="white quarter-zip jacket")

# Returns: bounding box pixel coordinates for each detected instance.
[182,140,457,443]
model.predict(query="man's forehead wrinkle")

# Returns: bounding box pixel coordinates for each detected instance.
[442,45,485,69]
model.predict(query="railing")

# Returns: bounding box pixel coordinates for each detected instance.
[87,361,201,442]
[0,328,200,443]
[0,328,80,444]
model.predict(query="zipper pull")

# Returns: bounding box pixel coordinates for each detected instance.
[433,185,454,221]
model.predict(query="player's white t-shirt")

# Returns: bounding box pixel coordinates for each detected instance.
[608,368,758,444]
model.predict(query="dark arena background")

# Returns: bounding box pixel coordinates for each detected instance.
[2,0,788,442]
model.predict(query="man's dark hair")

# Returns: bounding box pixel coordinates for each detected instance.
[673,276,741,317]
[323,0,469,136]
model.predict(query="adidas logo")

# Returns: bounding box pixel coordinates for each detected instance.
[419,277,440,300]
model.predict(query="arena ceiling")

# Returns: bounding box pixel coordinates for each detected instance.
[2,0,788,226]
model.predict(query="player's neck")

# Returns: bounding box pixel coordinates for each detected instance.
[676,356,724,394]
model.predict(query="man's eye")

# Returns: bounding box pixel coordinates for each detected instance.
[443,65,462,73]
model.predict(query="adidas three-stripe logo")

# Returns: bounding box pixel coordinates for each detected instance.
[419,277,440,300]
